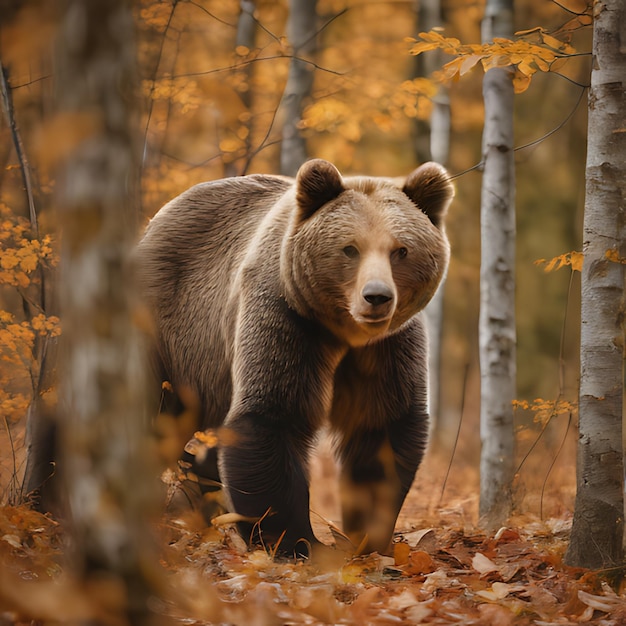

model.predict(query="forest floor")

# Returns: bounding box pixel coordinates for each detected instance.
[1,442,626,625]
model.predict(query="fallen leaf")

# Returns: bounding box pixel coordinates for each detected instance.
[2,534,22,548]
[393,541,410,566]
[578,589,625,613]
[402,528,437,552]
[472,552,499,574]
[478,603,515,626]
[476,581,526,601]
[405,550,436,575]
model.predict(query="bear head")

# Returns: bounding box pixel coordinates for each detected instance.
[281,159,453,348]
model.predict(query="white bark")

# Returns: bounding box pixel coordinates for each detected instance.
[280,0,317,176]
[478,0,516,530]
[565,0,625,568]
[414,0,450,434]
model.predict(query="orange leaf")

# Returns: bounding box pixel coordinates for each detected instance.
[405,550,435,575]
[513,71,532,93]
[605,249,626,264]
[394,542,411,566]
[569,251,583,271]
[409,41,441,55]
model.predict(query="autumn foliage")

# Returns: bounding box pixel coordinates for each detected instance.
[1,463,626,624]
[410,26,581,93]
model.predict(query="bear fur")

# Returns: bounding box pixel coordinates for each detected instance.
[136,159,453,556]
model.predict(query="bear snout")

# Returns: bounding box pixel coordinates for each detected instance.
[362,280,394,307]
[354,279,397,324]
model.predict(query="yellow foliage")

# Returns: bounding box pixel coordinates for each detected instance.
[513,398,577,427]
[219,137,245,154]
[0,389,30,423]
[534,251,583,273]
[30,314,61,337]
[0,203,60,424]
[143,78,202,115]
[0,204,57,288]
[0,313,60,365]
[138,3,173,33]
[410,28,578,94]
[301,76,436,141]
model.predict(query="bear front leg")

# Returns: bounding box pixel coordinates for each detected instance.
[332,320,430,554]
[337,421,423,554]
[219,413,316,557]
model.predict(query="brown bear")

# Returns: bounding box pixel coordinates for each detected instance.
[136,159,453,557]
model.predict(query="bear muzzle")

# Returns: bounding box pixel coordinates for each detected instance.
[362,279,394,307]
[352,279,397,325]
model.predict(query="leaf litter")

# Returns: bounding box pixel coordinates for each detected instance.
[1,451,626,625]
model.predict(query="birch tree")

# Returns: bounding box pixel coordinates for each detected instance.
[225,0,256,177]
[478,0,516,530]
[565,0,625,569]
[280,0,317,176]
[413,0,450,434]
[55,0,159,621]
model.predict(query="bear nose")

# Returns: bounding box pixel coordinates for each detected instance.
[362,280,394,306]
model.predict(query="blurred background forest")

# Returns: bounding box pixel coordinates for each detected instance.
[0,0,591,518]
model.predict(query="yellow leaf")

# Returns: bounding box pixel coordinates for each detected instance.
[492,37,514,46]
[542,33,566,51]
[570,251,583,271]
[515,27,545,38]
[409,41,440,55]
[517,59,536,77]
[439,59,464,81]
[534,251,582,272]
[218,138,242,153]
[459,54,483,76]
[481,54,512,72]
[513,71,532,94]
[605,249,626,264]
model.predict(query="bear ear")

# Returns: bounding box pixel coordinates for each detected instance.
[402,162,454,228]
[296,159,345,221]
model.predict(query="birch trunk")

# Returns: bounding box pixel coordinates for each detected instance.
[280,0,317,176]
[478,0,516,530]
[55,0,159,622]
[565,0,625,569]
[413,0,450,434]
[226,0,256,176]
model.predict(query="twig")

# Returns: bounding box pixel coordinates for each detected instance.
[0,61,39,237]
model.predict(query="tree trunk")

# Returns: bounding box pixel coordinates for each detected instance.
[55,0,159,622]
[412,0,450,436]
[478,0,516,531]
[279,0,317,176]
[225,0,256,177]
[413,0,449,166]
[565,0,625,569]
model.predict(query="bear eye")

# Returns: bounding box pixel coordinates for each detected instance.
[395,247,408,260]
[343,245,359,259]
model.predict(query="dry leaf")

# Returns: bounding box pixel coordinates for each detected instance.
[472,552,500,574]
[405,550,436,575]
